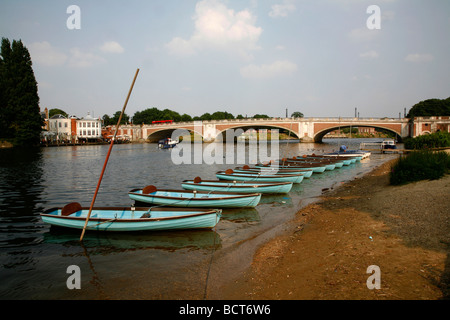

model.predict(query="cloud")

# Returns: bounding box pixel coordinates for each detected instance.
[28,41,68,66]
[405,53,434,63]
[100,41,124,53]
[68,48,106,68]
[269,1,296,18]
[166,0,262,58]
[240,60,297,79]
[348,27,379,41]
[28,41,110,68]
[359,50,379,59]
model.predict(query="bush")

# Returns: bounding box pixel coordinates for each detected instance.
[390,150,450,185]
[404,131,450,150]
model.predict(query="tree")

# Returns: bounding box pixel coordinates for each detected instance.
[291,111,304,118]
[253,114,270,118]
[102,114,112,126]
[199,113,213,121]
[181,113,192,122]
[0,38,42,146]
[407,97,450,118]
[211,111,234,120]
[110,111,129,125]
[132,107,162,124]
[49,108,68,118]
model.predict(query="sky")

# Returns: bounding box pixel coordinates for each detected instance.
[1,0,449,120]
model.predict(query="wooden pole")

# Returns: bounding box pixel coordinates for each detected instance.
[80,68,140,241]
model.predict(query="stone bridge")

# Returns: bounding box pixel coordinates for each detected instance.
[114,116,450,143]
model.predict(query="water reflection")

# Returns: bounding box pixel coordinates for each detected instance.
[43,228,222,254]
[0,148,45,248]
[220,208,260,223]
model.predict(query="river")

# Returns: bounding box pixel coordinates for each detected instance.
[0,138,399,299]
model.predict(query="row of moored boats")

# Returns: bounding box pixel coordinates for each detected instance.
[40,151,369,233]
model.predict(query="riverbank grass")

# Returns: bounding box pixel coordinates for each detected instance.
[390,150,450,185]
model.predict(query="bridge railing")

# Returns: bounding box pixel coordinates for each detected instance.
[139,117,410,127]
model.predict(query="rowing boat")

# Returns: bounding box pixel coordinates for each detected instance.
[181,177,293,194]
[216,169,304,183]
[128,185,262,208]
[40,203,221,231]
[255,162,327,173]
[234,166,314,178]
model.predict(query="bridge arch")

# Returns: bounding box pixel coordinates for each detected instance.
[314,124,403,143]
[146,128,204,143]
[214,124,301,142]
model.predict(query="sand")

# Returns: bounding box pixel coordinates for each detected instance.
[219,159,450,300]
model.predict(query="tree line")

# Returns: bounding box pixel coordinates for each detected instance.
[101,108,278,126]
[406,97,450,118]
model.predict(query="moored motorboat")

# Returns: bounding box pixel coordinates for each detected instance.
[40,203,222,232]
[181,177,293,194]
[128,185,262,208]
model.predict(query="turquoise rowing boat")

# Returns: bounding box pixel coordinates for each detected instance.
[283,158,336,171]
[40,203,221,232]
[234,166,314,178]
[255,163,327,173]
[181,177,293,194]
[128,185,262,208]
[216,169,304,184]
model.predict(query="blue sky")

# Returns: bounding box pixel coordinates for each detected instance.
[1,0,449,119]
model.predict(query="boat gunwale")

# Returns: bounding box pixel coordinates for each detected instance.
[215,171,303,178]
[41,206,221,223]
[128,189,262,200]
[235,166,313,173]
[181,180,292,187]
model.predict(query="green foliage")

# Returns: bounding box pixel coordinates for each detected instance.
[0,38,42,146]
[390,150,450,185]
[132,107,182,124]
[406,97,450,118]
[253,114,270,119]
[404,131,450,150]
[211,111,234,120]
[49,108,68,118]
[110,111,130,125]
[291,111,304,118]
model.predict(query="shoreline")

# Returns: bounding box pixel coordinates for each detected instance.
[218,159,449,300]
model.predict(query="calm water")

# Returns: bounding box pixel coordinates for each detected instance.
[0,139,398,299]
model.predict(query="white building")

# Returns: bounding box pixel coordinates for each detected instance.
[77,113,102,141]
[45,112,103,143]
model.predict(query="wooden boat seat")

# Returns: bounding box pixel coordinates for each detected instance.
[142,185,157,194]
[194,176,202,183]
[61,202,82,216]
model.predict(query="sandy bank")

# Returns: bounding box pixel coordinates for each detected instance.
[219,159,449,300]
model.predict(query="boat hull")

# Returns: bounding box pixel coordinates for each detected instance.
[128,189,262,208]
[215,171,304,184]
[40,207,222,232]
[234,167,314,178]
[181,180,293,194]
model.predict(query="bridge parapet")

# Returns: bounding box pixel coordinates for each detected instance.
[112,116,449,143]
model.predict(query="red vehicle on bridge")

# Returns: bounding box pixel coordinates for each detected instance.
[152,120,173,124]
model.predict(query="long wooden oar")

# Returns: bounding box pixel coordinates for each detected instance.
[80,68,140,241]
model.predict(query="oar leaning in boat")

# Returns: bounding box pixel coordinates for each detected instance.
[79,68,140,241]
